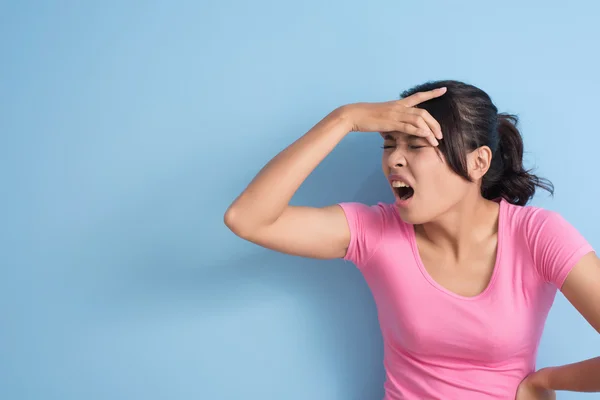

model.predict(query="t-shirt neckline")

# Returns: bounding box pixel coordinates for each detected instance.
[405,198,506,301]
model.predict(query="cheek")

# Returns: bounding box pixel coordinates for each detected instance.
[431,171,458,197]
[414,152,448,187]
[415,152,465,198]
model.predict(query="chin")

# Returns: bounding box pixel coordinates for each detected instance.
[395,205,429,225]
[394,197,446,225]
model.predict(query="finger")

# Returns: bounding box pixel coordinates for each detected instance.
[397,113,436,139]
[401,87,447,108]
[411,115,437,143]
[426,134,439,147]
[406,107,443,140]
[394,122,439,146]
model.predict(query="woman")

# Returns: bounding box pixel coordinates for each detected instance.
[224,80,600,399]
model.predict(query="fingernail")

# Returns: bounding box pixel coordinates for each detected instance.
[433,138,439,146]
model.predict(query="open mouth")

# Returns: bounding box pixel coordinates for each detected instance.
[392,181,414,201]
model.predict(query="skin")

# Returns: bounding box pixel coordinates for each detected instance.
[518,252,600,398]
[381,130,502,297]
[224,87,600,398]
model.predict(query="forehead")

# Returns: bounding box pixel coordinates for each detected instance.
[379,132,426,142]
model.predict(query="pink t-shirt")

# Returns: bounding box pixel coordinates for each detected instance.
[338,198,594,399]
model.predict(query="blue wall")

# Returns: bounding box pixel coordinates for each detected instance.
[2,1,599,399]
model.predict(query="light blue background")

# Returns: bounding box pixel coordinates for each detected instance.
[2,1,599,399]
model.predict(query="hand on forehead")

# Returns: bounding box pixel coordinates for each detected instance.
[380,132,431,144]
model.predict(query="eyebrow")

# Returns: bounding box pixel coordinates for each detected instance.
[382,133,426,143]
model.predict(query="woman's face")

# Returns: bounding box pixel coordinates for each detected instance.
[380,131,475,224]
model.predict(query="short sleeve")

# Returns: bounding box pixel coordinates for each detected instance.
[525,208,594,288]
[338,202,386,268]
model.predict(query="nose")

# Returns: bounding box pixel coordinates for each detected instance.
[386,147,407,169]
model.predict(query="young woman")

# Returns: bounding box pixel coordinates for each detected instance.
[224,80,600,399]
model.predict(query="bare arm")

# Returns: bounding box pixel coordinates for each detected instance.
[516,251,600,398]
[224,109,353,259]
[224,88,446,259]
[523,252,600,394]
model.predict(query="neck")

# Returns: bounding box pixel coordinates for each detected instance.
[416,196,500,261]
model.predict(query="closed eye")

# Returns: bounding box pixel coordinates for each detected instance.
[382,144,427,150]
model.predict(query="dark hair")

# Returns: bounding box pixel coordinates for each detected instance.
[400,80,553,206]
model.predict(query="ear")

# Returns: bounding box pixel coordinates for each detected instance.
[467,146,492,180]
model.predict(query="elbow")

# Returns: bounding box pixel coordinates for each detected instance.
[223,206,251,239]
[223,206,240,232]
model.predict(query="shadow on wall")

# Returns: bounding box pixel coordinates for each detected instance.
[192,167,390,399]
[62,138,391,399]
[196,252,385,399]
[196,164,389,398]
[52,132,391,399]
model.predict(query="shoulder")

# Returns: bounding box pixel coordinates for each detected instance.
[338,201,398,223]
[502,199,564,236]
[337,201,407,267]
[502,199,594,286]
[503,199,582,254]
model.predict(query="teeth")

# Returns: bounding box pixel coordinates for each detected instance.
[391,180,410,188]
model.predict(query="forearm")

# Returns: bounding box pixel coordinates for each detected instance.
[224,107,352,232]
[534,356,600,392]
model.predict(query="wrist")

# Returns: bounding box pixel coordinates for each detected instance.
[333,104,357,133]
[528,367,554,389]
